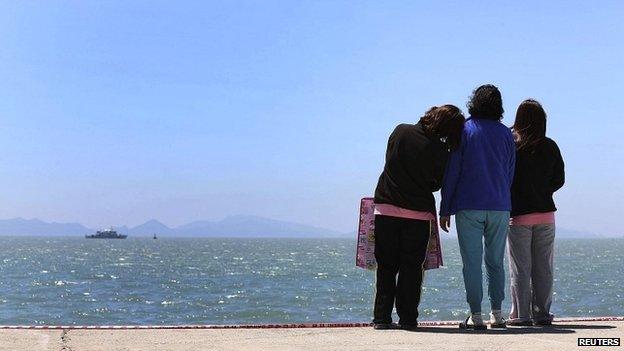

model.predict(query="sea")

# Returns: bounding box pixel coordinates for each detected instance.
[0,237,622,325]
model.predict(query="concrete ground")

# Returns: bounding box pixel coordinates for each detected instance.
[0,320,622,351]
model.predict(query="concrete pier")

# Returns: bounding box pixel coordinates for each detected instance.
[1,318,621,351]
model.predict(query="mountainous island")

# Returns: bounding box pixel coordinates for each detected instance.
[0,216,615,238]
[0,216,349,238]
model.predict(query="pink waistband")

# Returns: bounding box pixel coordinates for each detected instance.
[374,203,435,221]
[510,212,555,226]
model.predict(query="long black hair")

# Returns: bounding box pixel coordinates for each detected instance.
[419,104,465,150]
[512,99,547,152]
[467,84,504,120]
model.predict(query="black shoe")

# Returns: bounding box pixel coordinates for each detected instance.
[399,323,418,331]
[507,320,533,327]
[373,323,397,330]
[459,316,487,331]
[490,322,507,329]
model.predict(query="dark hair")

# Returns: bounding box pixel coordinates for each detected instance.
[419,104,465,150]
[467,84,504,120]
[512,99,547,152]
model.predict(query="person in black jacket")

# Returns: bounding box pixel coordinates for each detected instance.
[372,105,464,330]
[507,99,565,326]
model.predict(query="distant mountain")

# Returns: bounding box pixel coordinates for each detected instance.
[0,216,348,238]
[1,216,614,238]
[175,220,215,234]
[126,219,175,236]
[0,218,90,236]
[556,227,602,238]
[175,215,346,238]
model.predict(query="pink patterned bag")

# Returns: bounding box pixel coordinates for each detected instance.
[356,197,443,270]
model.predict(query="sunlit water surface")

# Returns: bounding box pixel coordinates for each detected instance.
[0,237,622,325]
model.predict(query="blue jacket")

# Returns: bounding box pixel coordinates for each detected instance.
[440,117,515,216]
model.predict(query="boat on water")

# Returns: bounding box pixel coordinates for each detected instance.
[153,233,157,239]
[85,228,127,239]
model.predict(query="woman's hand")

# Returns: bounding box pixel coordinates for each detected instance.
[439,216,451,233]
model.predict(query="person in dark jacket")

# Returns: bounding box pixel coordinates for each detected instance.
[440,84,515,330]
[507,99,565,326]
[373,105,465,330]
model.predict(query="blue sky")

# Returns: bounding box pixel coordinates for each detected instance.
[0,1,622,234]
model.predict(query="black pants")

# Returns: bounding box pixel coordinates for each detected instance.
[373,215,430,325]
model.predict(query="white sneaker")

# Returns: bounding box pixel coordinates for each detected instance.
[490,310,507,329]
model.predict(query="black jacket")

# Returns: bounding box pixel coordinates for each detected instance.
[511,137,565,216]
[374,123,448,213]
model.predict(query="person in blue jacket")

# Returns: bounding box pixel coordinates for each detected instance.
[439,84,515,330]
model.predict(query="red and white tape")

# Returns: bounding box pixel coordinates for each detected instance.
[0,317,622,330]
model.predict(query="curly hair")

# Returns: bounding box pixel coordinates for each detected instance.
[512,99,547,152]
[467,84,504,120]
[419,104,465,150]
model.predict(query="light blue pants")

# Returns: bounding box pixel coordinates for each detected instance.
[456,210,510,313]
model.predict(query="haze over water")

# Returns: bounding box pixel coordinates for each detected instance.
[0,237,622,325]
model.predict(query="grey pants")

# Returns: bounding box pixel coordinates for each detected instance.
[508,224,555,323]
